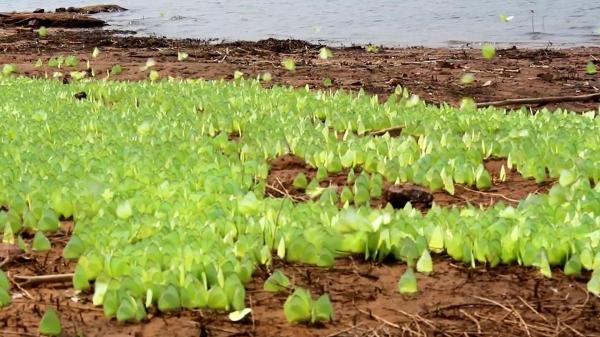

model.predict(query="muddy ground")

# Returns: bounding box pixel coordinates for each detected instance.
[266,155,554,209]
[1,220,598,337]
[0,156,595,337]
[0,27,600,337]
[0,28,599,112]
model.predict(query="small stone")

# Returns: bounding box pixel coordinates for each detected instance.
[27,19,40,27]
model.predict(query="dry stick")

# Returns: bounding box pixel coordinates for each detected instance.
[561,323,585,337]
[517,296,549,324]
[472,296,531,337]
[471,312,538,336]
[185,320,240,334]
[13,273,74,287]
[12,299,105,312]
[576,282,591,307]
[401,313,423,337]
[424,302,499,315]
[400,60,439,65]
[554,317,563,336]
[503,318,555,335]
[266,183,305,202]
[6,273,33,300]
[274,177,308,202]
[358,309,400,329]
[493,68,521,73]
[394,309,438,332]
[248,294,256,332]
[0,255,14,268]
[457,185,520,203]
[368,125,403,137]
[476,92,600,108]
[62,303,104,312]
[399,324,421,337]
[508,302,532,337]
[326,322,366,337]
[459,309,482,334]
[0,331,38,337]
[366,326,382,337]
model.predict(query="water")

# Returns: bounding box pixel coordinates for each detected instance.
[1,0,599,47]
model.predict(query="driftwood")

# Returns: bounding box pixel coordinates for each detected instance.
[476,92,600,108]
[0,13,106,28]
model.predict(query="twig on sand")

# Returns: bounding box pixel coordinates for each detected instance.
[0,255,15,268]
[562,323,585,337]
[265,183,306,202]
[400,60,439,65]
[476,92,600,108]
[459,309,482,334]
[423,302,498,315]
[0,242,22,267]
[368,125,403,137]
[457,185,519,203]
[517,296,549,324]
[1,331,38,337]
[472,296,531,337]
[327,322,366,337]
[13,273,74,287]
[493,68,521,73]
[185,320,240,334]
[358,308,400,329]
[393,309,437,331]
[515,296,585,337]
[6,273,33,300]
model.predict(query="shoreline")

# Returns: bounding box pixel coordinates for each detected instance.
[1,16,600,337]
[3,5,599,49]
[0,26,599,111]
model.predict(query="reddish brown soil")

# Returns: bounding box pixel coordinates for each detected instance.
[0,159,574,337]
[0,29,599,111]
[0,27,596,337]
[433,159,554,208]
[266,155,552,210]
[1,226,598,337]
[266,154,433,210]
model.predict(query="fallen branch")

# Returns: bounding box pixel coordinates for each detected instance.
[393,309,437,331]
[327,322,366,337]
[265,184,307,202]
[459,309,482,334]
[400,60,439,65]
[7,273,33,299]
[368,125,403,137]
[265,177,308,202]
[476,92,600,108]
[517,296,549,324]
[472,296,531,337]
[1,331,37,337]
[13,273,73,287]
[457,184,520,203]
[0,255,15,268]
[358,308,400,329]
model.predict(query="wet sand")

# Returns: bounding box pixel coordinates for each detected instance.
[0,27,599,112]
[0,24,600,337]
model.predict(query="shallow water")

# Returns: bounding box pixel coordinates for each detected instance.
[1,0,599,47]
